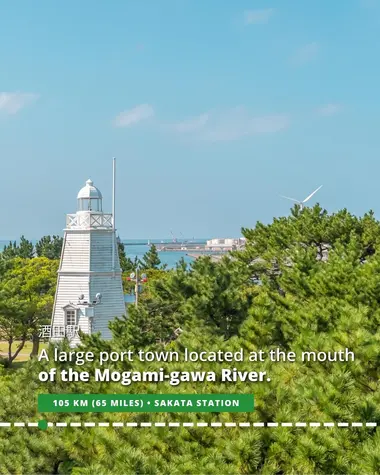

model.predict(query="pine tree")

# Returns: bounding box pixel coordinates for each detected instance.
[1,241,18,260]
[140,244,161,270]
[117,240,135,273]
[2,206,380,472]
[35,235,63,259]
[18,236,34,259]
[1,236,34,260]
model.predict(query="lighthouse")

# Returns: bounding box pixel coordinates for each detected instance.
[50,161,125,346]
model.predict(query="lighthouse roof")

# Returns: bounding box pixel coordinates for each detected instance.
[77,179,103,200]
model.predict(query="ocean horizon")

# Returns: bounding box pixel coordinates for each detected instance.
[0,238,209,269]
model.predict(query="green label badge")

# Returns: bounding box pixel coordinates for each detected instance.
[38,394,254,413]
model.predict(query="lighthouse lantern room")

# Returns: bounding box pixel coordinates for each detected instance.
[50,161,125,346]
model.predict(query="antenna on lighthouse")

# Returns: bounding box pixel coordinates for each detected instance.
[112,157,116,273]
[112,157,116,230]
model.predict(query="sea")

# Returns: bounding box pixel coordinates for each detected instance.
[0,238,207,269]
[121,239,207,269]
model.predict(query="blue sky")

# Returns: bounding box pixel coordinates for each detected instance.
[1,0,380,239]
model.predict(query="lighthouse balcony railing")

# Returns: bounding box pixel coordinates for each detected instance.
[66,213,113,229]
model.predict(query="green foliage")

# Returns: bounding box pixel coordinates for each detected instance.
[35,235,63,259]
[140,244,162,270]
[118,240,138,273]
[2,235,63,261]
[3,205,380,473]
[0,257,58,365]
[1,236,34,260]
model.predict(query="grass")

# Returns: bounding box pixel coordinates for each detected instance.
[0,341,48,361]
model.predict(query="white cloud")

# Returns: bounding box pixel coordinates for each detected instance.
[171,113,209,132]
[170,107,290,142]
[244,8,275,24]
[291,42,319,65]
[0,92,39,114]
[113,104,154,127]
[317,104,342,116]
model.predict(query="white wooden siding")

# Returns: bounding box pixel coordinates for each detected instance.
[60,232,90,272]
[51,274,89,327]
[90,274,126,340]
[90,231,121,272]
[51,225,126,344]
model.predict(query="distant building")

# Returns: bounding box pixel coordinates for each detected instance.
[205,238,246,251]
[50,179,126,346]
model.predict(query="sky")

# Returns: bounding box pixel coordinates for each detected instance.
[1,0,380,239]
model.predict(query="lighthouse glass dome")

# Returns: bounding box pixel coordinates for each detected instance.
[77,179,103,212]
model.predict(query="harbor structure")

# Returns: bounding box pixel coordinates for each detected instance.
[50,160,125,346]
[155,241,205,252]
[186,238,246,262]
[205,238,246,251]
[155,237,246,253]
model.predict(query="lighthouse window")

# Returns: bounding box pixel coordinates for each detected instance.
[65,310,77,326]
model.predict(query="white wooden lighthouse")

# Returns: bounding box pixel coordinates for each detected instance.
[50,160,126,346]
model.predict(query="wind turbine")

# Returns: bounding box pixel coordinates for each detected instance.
[280,185,323,210]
